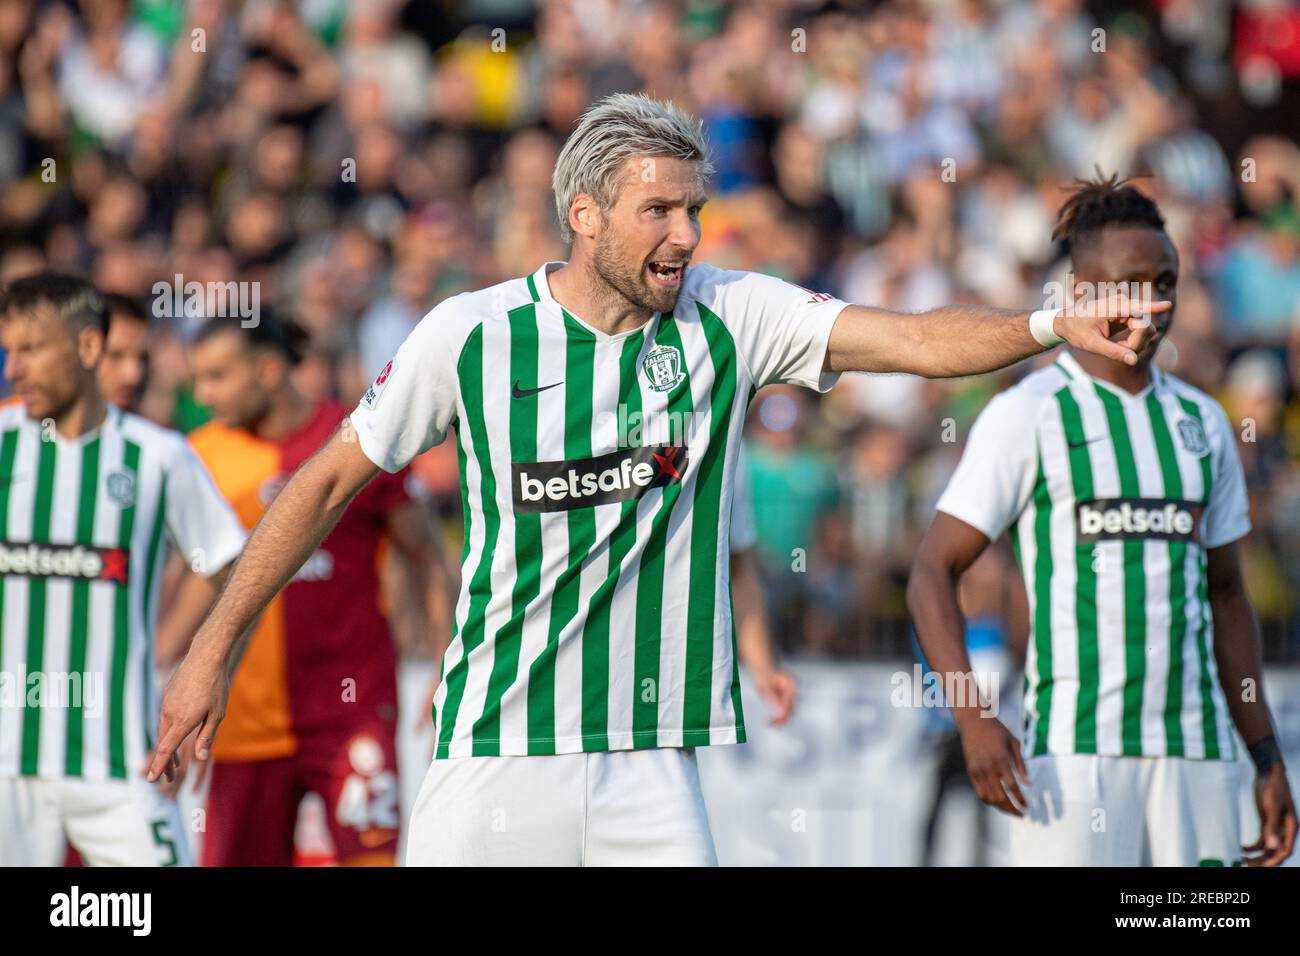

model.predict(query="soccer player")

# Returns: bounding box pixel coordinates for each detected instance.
[149,94,1162,866]
[178,315,450,866]
[908,176,1298,866]
[0,274,246,866]
[97,293,150,413]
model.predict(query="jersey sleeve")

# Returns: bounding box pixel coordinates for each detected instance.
[1201,401,1251,549]
[934,391,1039,541]
[165,440,247,576]
[349,298,466,474]
[700,268,849,393]
[729,444,758,553]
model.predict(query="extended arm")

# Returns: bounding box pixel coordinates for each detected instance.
[147,424,380,781]
[824,297,1167,378]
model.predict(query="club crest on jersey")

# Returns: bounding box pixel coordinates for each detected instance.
[105,470,135,507]
[1176,417,1209,456]
[362,358,395,409]
[642,344,684,393]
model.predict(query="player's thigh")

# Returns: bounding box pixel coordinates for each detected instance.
[584,747,718,867]
[1145,757,1242,867]
[202,756,299,867]
[303,726,401,866]
[0,776,65,866]
[1008,754,1143,866]
[60,779,192,867]
[405,752,585,866]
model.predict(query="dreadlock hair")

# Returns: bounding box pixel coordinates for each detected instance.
[1051,171,1167,260]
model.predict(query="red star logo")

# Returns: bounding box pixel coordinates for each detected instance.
[100,548,128,584]
[653,446,683,481]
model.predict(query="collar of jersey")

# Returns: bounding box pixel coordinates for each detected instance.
[1056,350,1163,402]
[28,406,114,446]
[528,259,659,343]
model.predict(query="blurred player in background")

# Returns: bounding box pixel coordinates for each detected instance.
[172,314,451,866]
[97,294,150,414]
[910,176,1298,866]
[0,274,245,866]
[150,94,1162,866]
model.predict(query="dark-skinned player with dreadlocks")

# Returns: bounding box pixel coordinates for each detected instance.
[908,174,1297,866]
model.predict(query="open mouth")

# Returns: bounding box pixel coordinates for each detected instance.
[647,260,686,287]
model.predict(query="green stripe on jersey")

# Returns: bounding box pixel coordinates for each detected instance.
[1179,397,1220,759]
[1093,385,1146,756]
[579,330,646,750]
[108,440,140,779]
[64,437,102,776]
[0,430,17,753]
[140,474,167,752]
[471,304,543,754]
[1055,386,1099,753]
[436,325,498,759]
[1028,455,1054,757]
[1146,394,1187,756]
[682,302,740,745]
[631,313,693,747]
[20,437,58,775]
[527,311,596,753]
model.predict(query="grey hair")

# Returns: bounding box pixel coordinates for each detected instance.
[551,93,714,244]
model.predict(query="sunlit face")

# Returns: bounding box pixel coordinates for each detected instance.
[97,312,149,411]
[190,331,271,430]
[586,155,707,314]
[1072,225,1179,364]
[2,307,102,422]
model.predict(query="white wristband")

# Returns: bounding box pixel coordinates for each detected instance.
[1029,308,1064,348]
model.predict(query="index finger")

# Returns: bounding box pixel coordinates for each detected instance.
[146,717,192,783]
[1084,328,1140,367]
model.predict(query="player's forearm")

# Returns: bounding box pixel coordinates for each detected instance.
[731,554,777,674]
[906,560,984,726]
[828,305,1046,378]
[1211,588,1277,748]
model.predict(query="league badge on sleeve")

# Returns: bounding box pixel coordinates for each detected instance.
[362,358,395,410]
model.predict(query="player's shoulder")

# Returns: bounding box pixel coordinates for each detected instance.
[187,419,245,459]
[981,362,1073,420]
[0,399,30,430]
[1159,370,1233,433]
[114,409,194,463]
[404,274,536,352]
[680,262,805,306]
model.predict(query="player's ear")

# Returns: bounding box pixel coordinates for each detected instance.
[77,324,104,371]
[570,193,601,240]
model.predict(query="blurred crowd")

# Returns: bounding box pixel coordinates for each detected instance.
[1,0,1299,659]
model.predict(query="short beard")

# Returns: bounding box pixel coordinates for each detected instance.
[590,217,683,316]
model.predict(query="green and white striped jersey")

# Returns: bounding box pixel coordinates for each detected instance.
[350,260,847,758]
[0,404,246,781]
[936,352,1249,760]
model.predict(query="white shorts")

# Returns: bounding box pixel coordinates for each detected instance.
[1009,754,1242,866]
[0,776,191,867]
[406,747,717,866]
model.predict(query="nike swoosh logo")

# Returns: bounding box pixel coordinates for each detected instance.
[1067,437,1104,449]
[512,380,562,399]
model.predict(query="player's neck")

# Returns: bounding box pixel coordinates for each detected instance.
[48,387,108,440]
[547,259,657,337]
[1069,349,1154,396]
[254,385,314,442]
